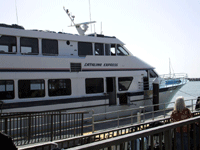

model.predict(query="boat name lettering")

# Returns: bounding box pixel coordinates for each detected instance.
[84,63,118,67]
[103,63,118,66]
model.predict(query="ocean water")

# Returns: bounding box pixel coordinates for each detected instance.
[168,81,200,108]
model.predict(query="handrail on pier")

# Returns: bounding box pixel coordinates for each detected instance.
[67,115,200,150]
[90,98,198,133]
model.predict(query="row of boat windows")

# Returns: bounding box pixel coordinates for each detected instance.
[0,35,129,56]
[78,42,129,56]
[0,77,133,100]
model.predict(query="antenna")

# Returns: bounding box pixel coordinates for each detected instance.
[100,22,103,34]
[88,0,92,33]
[63,7,96,36]
[15,0,19,24]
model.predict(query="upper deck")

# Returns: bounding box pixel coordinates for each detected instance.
[0,24,130,56]
[0,24,153,72]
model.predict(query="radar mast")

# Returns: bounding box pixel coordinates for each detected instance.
[63,7,96,36]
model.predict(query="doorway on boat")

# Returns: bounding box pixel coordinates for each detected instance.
[143,76,149,90]
[106,77,117,105]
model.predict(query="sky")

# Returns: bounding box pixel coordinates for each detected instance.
[0,0,200,77]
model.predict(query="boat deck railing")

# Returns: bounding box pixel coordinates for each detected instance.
[138,73,188,90]
[159,73,188,79]
[159,73,188,86]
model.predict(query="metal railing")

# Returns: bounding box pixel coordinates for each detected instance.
[16,98,200,149]
[21,112,200,150]
[138,73,188,90]
[159,73,188,79]
[90,98,198,133]
[68,114,200,150]
[0,110,88,146]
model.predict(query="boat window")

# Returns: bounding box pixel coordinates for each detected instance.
[18,80,45,98]
[105,44,111,55]
[0,35,16,53]
[149,70,158,78]
[0,80,14,100]
[117,45,129,56]
[118,77,133,91]
[42,39,58,55]
[111,44,116,56]
[95,43,104,55]
[86,78,104,94]
[48,79,71,96]
[78,42,93,56]
[20,37,38,54]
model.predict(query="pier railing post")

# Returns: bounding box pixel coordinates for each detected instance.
[51,114,53,141]
[28,114,31,143]
[117,112,119,127]
[164,103,166,118]
[139,106,144,123]
[4,118,8,135]
[191,99,194,112]
[91,110,94,133]
[131,110,133,124]
[81,113,84,135]
[137,112,141,124]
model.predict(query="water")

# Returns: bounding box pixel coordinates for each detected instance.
[168,81,200,108]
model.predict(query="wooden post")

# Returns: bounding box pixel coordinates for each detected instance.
[153,78,159,111]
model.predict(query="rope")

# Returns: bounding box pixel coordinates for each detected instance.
[179,90,197,98]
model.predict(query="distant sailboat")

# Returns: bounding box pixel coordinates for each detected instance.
[165,58,181,85]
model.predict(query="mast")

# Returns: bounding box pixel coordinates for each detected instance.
[169,58,171,78]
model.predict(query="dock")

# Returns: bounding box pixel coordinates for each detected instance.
[0,98,197,150]
[187,78,200,81]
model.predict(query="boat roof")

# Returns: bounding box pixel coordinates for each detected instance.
[0,23,124,45]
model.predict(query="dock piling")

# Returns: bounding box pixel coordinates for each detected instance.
[153,78,159,111]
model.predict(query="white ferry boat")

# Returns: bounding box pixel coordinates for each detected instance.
[0,9,187,114]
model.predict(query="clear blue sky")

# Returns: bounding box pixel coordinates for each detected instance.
[1,0,200,77]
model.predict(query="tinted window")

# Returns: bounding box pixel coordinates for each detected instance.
[42,39,58,55]
[0,35,16,53]
[118,77,133,91]
[20,37,38,54]
[149,70,158,78]
[18,80,45,98]
[95,43,104,55]
[105,44,111,55]
[0,80,14,100]
[48,79,71,96]
[86,78,104,94]
[117,45,129,56]
[78,42,93,56]
[111,44,116,56]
